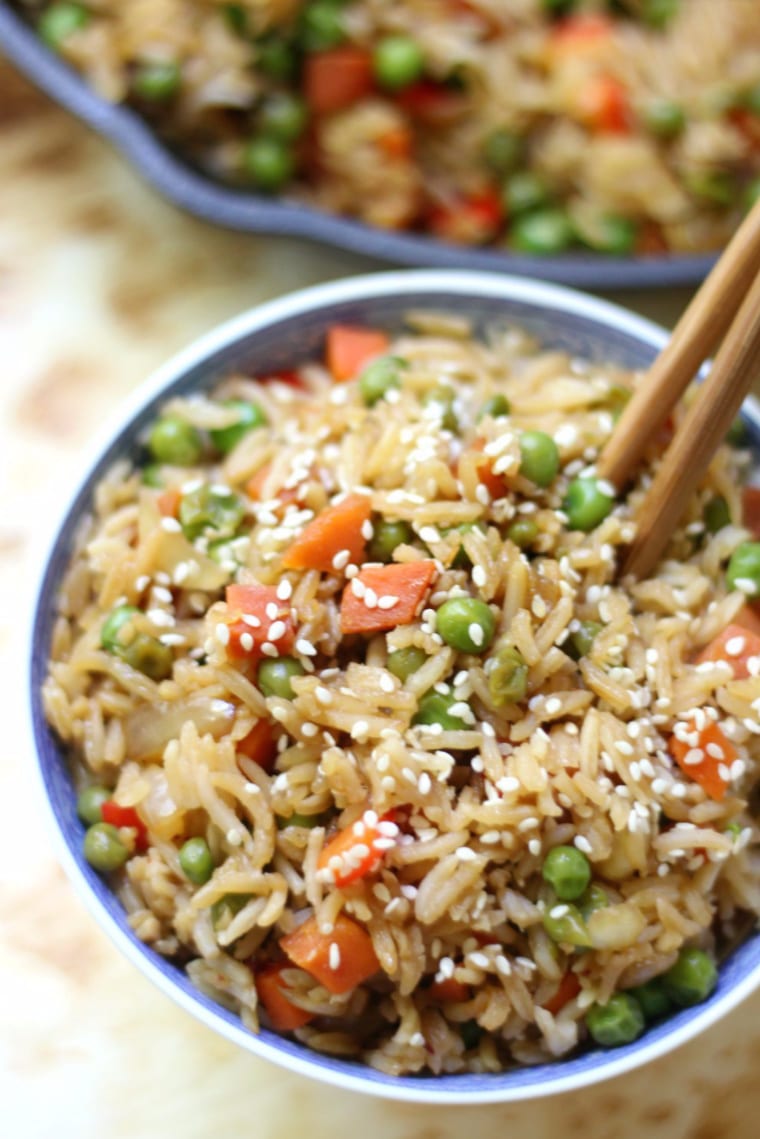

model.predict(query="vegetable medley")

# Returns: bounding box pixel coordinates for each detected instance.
[45,314,760,1074]
[18,0,760,255]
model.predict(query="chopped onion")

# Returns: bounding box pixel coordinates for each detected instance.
[125,695,235,761]
[588,903,646,950]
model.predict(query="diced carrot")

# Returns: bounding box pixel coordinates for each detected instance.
[396,80,467,122]
[157,487,181,518]
[340,560,437,635]
[469,438,508,500]
[736,603,760,637]
[377,125,414,160]
[428,976,471,1003]
[101,800,148,852]
[281,493,371,573]
[636,221,668,256]
[728,108,760,150]
[236,719,278,772]
[576,74,632,134]
[427,188,504,245]
[259,369,303,388]
[244,463,304,516]
[742,486,760,539]
[542,970,581,1016]
[303,46,374,115]
[669,719,737,802]
[317,810,396,887]
[694,622,760,680]
[256,963,314,1031]
[325,324,391,382]
[281,913,380,995]
[548,13,612,57]
[224,582,296,661]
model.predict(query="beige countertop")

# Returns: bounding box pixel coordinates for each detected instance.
[3,57,760,1139]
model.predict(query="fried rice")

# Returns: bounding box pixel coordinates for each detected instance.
[43,310,760,1075]
[15,0,760,255]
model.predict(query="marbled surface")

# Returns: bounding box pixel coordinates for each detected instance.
[3,55,760,1139]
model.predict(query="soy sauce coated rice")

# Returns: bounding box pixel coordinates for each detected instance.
[44,312,760,1075]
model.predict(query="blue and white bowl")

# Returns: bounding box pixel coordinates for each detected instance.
[28,269,760,1104]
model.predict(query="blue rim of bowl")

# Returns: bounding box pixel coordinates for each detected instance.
[28,270,760,1104]
[0,3,719,291]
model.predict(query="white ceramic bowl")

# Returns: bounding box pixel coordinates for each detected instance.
[29,269,760,1104]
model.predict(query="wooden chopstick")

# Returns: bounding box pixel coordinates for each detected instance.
[620,265,760,580]
[597,196,760,491]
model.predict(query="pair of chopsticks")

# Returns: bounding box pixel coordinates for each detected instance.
[597,195,760,580]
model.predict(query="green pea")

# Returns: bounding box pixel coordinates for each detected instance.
[148,415,202,465]
[209,398,267,454]
[179,483,245,540]
[685,169,735,206]
[460,1020,483,1049]
[243,136,295,191]
[133,59,181,101]
[39,1,89,48]
[372,34,424,91]
[726,542,760,598]
[83,822,129,873]
[482,128,523,175]
[258,92,309,142]
[726,416,746,446]
[644,98,686,138]
[422,386,458,433]
[359,355,405,407]
[101,605,140,655]
[478,393,511,421]
[511,208,575,254]
[542,902,592,948]
[223,4,247,35]
[566,620,603,660]
[519,431,560,488]
[443,522,483,569]
[179,837,215,884]
[77,784,110,826]
[663,946,717,1007]
[578,883,608,922]
[542,845,592,901]
[256,35,297,81]
[503,172,551,216]
[387,646,428,681]
[742,83,760,116]
[745,176,760,212]
[141,464,164,488]
[101,605,172,681]
[627,978,672,1022]
[541,0,576,13]
[506,518,539,549]
[725,820,744,840]
[585,992,645,1047]
[581,214,638,256]
[435,597,496,655]
[413,690,471,732]
[298,0,346,51]
[368,518,413,563]
[257,656,305,699]
[703,495,731,534]
[563,477,615,532]
[211,892,252,930]
[488,645,528,706]
[122,634,174,681]
[640,0,680,28]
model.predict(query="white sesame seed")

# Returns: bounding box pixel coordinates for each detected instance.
[215,623,230,646]
[241,614,262,628]
[351,720,370,741]
[468,622,485,648]
[377,595,400,610]
[418,772,432,795]
[725,636,746,657]
[457,847,479,862]
[497,776,520,793]
[332,549,351,571]
[328,942,341,971]
[226,828,243,846]
[469,952,490,970]
[261,642,278,657]
[160,516,182,533]
[268,620,287,642]
[574,835,592,854]
[528,838,542,856]
[364,588,378,609]
[295,638,317,657]
[550,904,569,919]
[240,632,254,653]
[518,816,539,832]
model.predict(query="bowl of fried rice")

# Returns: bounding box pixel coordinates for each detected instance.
[3,0,760,288]
[30,269,760,1103]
